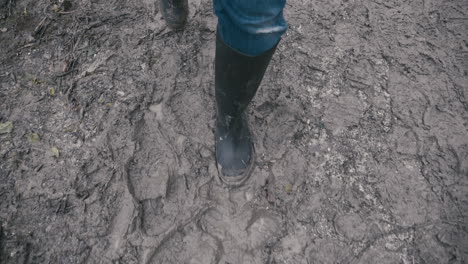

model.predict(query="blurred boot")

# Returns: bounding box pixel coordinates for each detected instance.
[159,0,188,30]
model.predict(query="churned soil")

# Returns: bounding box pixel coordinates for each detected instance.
[1,0,467,263]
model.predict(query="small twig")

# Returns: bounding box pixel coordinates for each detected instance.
[65,81,76,100]
[33,17,49,37]
[183,174,189,190]
[54,68,77,78]
[57,10,77,14]
[7,0,14,16]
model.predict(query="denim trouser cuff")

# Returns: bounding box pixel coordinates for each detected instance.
[214,0,287,56]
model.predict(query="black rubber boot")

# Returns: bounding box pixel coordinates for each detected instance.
[159,0,188,30]
[215,33,278,187]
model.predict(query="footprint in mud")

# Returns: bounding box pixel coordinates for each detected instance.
[245,210,282,249]
[199,196,283,263]
[182,231,220,264]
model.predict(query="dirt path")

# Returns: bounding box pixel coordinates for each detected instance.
[1,0,467,263]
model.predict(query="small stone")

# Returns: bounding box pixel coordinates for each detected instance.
[199,147,211,158]
[0,28,7,33]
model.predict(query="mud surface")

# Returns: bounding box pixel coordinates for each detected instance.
[1,0,467,263]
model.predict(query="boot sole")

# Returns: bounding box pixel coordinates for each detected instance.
[216,145,255,188]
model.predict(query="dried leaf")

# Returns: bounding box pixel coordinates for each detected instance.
[32,77,41,85]
[51,146,60,158]
[26,133,40,143]
[51,4,60,13]
[0,121,13,134]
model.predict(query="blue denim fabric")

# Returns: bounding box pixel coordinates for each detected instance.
[213,0,287,56]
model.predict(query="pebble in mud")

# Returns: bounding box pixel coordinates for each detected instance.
[199,146,211,158]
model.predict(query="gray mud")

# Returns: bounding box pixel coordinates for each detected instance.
[1,0,467,263]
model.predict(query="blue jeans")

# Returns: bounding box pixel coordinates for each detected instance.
[213,0,287,56]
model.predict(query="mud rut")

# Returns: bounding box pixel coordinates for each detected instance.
[1,0,467,263]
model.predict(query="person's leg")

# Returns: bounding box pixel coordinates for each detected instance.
[159,0,189,30]
[213,0,287,186]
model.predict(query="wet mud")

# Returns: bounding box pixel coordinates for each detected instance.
[1,0,467,263]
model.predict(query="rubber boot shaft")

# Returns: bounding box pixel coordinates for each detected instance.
[215,35,277,119]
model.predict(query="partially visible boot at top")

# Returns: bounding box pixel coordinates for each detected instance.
[159,0,188,30]
[214,33,278,188]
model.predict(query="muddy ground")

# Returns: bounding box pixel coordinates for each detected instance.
[0,0,467,263]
